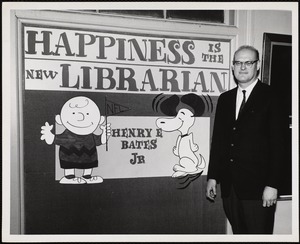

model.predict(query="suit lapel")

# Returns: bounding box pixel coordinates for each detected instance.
[237,81,262,121]
[230,87,238,122]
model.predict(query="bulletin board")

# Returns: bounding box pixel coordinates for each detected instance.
[20,19,234,234]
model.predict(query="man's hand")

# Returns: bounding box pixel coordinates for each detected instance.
[262,186,278,207]
[40,122,55,145]
[206,179,217,201]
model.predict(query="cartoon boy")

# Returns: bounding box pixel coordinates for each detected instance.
[40,96,111,184]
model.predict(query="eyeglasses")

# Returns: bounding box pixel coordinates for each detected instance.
[233,60,258,68]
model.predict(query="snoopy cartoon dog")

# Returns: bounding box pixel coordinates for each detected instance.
[156,93,206,178]
[41,96,111,184]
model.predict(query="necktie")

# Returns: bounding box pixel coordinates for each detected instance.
[238,90,246,117]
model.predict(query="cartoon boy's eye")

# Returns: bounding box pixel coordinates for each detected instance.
[87,113,89,115]
[72,112,75,114]
[181,111,185,115]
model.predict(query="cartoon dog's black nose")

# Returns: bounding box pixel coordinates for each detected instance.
[160,121,165,124]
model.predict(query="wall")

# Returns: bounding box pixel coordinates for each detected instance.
[251,10,292,57]
[236,10,292,58]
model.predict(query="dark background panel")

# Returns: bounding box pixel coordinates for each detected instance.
[24,174,226,234]
[23,90,224,234]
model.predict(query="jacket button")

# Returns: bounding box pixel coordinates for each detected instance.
[233,127,236,130]
[230,159,234,162]
[231,143,234,147]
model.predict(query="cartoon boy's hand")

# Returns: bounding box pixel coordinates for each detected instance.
[41,122,55,145]
[100,123,111,144]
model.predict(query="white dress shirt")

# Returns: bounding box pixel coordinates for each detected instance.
[235,79,258,119]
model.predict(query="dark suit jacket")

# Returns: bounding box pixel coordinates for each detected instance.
[207,81,288,200]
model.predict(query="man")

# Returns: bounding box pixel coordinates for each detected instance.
[206,45,288,234]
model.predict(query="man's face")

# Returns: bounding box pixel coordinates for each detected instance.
[60,97,101,135]
[232,49,260,85]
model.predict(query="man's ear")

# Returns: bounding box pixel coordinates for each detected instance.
[55,115,63,125]
[99,116,106,125]
[256,60,261,71]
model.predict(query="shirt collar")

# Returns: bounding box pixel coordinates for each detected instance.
[238,78,258,97]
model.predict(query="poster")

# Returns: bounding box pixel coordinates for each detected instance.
[24,25,231,182]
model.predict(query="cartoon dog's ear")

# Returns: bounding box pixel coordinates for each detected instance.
[181,93,206,117]
[160,95,180,116]
[55,115,63,125]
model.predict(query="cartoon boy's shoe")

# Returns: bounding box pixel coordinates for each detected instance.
[82,175,103,184]
[59,175,87,184]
